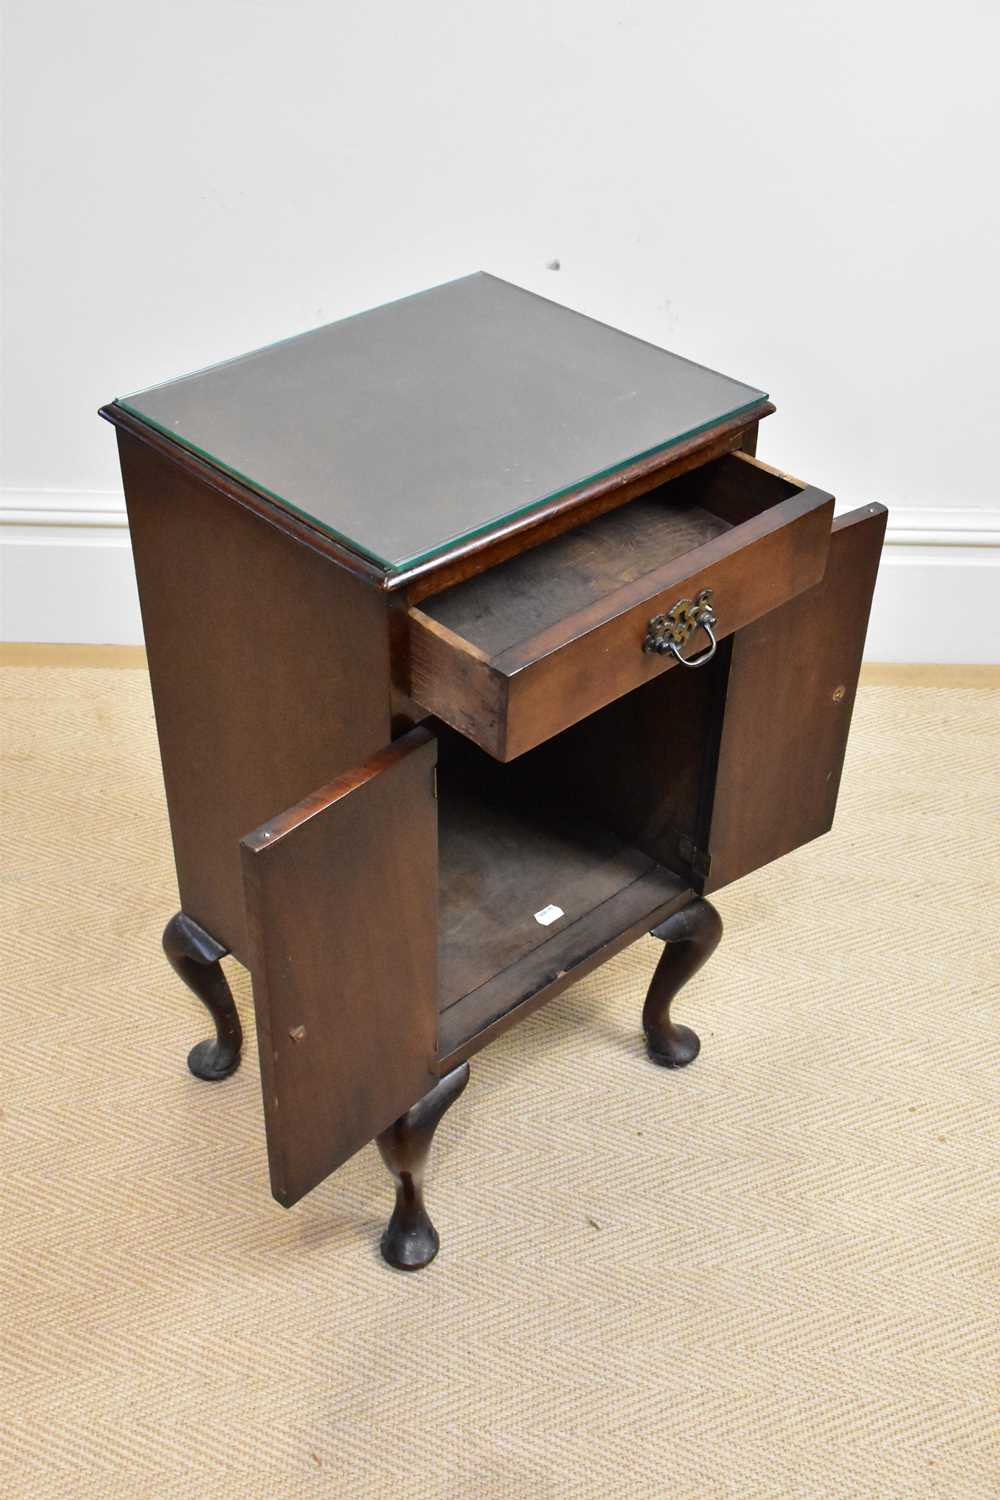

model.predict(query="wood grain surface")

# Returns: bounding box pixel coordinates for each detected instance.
[241,729,439,1207]
[703,505,888,891]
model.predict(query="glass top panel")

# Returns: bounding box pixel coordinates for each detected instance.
[119,273,767,574]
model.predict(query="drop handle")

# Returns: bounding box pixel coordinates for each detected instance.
[643,589,718,668]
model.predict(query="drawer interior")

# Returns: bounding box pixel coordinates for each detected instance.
[418,452,802,654]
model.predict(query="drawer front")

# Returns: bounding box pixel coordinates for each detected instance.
[408,461,834,760]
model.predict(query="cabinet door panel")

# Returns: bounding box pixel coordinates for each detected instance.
[703,505,887,893]
[241,728,438,1207]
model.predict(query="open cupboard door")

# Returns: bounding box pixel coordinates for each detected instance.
[702,505,887,893]
[240,728,439,1207]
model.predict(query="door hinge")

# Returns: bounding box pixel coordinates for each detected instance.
[678,836,712,881]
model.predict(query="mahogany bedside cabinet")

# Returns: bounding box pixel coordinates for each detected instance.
[100,273,885,1271]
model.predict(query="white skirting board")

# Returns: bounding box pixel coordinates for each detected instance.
[1,493,998,662]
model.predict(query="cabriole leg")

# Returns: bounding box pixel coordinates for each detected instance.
[162,911,243,1081]
[376,1063,470,1271]
[643,897,723,1068]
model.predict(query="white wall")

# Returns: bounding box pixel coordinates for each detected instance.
[2,1,998,655]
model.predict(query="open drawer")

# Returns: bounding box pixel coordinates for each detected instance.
[407,451,834,760]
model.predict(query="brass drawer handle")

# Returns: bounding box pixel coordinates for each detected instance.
[643,589,718,668]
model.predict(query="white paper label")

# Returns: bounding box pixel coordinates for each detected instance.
[534,904,564,926]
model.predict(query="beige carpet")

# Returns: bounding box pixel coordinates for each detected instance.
[1,663,997,1500]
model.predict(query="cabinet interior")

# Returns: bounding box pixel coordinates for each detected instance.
[434,641,729,1055]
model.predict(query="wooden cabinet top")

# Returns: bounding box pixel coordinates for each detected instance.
[104,273,769,583]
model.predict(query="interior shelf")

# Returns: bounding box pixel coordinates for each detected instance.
[436,770,687,1059]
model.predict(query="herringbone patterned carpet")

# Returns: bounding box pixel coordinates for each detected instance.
[1,663,997,1499]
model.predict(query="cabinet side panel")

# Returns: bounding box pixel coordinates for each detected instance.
[703,505,887,892]
[118,431,391,959]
